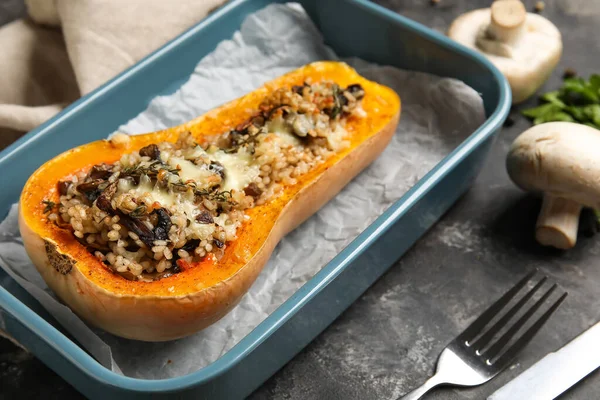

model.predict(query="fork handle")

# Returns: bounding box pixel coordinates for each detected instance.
[398,374,444,400]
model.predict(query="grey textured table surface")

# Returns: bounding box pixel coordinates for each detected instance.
[1,0,600,399]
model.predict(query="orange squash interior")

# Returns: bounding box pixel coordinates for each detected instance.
[18,61,400,340]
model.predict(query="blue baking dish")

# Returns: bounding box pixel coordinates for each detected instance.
[0,0,511,398]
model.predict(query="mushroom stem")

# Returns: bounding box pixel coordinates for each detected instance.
[487,0,526,44]
[535,195,582,250]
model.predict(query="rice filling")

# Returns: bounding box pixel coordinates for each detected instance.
[44,81,365,281]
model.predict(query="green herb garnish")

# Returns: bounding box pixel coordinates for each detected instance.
[210,190,233,203]
[522,74,600,128]
[328,84,344,119]
[42,200,56,213]
[193,187,234,204]
[129,205,147,219]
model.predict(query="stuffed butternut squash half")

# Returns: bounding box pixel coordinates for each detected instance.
[19,62,400,341]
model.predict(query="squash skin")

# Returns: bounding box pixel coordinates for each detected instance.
[18,61,400,341]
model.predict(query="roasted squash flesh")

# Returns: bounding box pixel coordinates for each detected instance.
[18,62,400,341]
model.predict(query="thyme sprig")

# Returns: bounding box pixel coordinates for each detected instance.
[130,205,147,219]
[42,200,56,214]
[192,185,235,204]
[122,160,179,177]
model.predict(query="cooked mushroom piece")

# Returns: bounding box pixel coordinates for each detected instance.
[89,163,113,180]
[76,180,105,203]
[57,180,71,196]
[153,208,172,241]
[138,144,161,160]
[506,122,600,249]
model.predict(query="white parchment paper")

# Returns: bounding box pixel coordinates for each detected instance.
[0,3,485,378]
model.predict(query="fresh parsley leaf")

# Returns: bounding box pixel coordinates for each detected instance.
[522,73,600,130]
[589,74,600,93]
[521,103,561,118]
[547,112,575,122]
[540,91,566,108]
[563,77,599,103]
[566,105,587,121]
[533,111,574,125]
[583,104,600,126]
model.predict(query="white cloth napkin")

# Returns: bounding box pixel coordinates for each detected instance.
[0,0,227,142]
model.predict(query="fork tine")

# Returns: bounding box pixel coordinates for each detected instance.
[459,270,537,344]
[471,276,547,352]
[491,291,567,368]
[483,283,558,362]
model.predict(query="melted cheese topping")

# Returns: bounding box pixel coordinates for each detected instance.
[208,149,260,192]
[266,118,302,146]
[160,145,260,192]
[116,144,260,219]
[168,157,215,185]
[117,176,209,232]
[118,175,180,207]
[265,115,348,151]
[327,124,349,151]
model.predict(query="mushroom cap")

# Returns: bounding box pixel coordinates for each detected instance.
[507,122,600,208]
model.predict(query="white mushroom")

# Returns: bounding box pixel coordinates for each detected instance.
[506,122,600,249]
[448,0,562,104]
